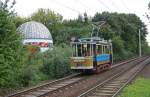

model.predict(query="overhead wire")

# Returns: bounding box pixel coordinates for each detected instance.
[108,0,122,12]
[52,0,137,19]
[120,0,130,13]
[97,0,112,11]
[74,0,97,12]
[52,0,81,14]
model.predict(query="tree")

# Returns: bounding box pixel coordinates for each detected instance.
[30,8,63,44]
[83,12,88,23]
[0,0,24,87]
[31,8,62,26]
[77,14,83,22]
[92,12,149,58]
[146,3,150,20]
[13,16,26,28]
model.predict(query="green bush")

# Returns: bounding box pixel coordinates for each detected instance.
[14,44,72,87]
[19,45,47,87]
[42,44,72,78]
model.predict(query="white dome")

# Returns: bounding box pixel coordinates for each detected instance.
[17,21,52,40]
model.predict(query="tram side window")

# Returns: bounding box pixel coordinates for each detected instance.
[81,44,91,56]
[78,44,92,57]
[103,45,110,54]
[77,44,82,56]
[83,44,91,56]
[87,44,91,56]
[72,44,76,57]
[96,45,102,55]
[102,45,105,54]
[103,45,107,54]
[105,45,110,54]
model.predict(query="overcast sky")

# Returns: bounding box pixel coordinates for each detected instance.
[12,0,150,45]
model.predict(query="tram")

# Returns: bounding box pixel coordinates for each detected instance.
[70,37,113,73]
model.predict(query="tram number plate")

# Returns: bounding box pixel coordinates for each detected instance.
[74,59,84,62]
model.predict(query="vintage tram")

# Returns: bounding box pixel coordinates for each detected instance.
[70,37,113,73]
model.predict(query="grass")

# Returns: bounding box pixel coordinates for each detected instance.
[118,78,150,97]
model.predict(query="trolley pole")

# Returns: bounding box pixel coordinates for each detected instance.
[139,29,141,57]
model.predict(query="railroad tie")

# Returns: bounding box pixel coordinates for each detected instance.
[22,94,37,97]
[39,89,50,92]
[104,85,119,88]
[61,81,73,84]
[52,85,63,88]
[88,96,99,97]
[47,87,58,90]
[100,87,116,90]
[107,83,121,86]
[108,81,124,84]
[110,80,126,83]
[96,90,116,93]
[93,92,113,96]
[30,91,45,96]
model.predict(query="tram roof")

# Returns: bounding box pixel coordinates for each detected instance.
[71,37,112,45]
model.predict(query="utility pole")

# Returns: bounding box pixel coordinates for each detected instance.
[139,29,141,57]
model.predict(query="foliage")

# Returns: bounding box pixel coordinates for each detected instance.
[0,3,150,89]
[30,8,92,45]
[42,44,72,78]
[30,8,63,43]
[30,8,63,26]
[92,12,150,60]
[19,45,46,86]
[0,0,24,87]
[19,44,72,86]
[56,22,91,44]
[112,36,125,61]
[118,78,150,97]
[146,2,150,20]
[13,16,27,28]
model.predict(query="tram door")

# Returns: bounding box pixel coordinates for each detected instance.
[91,44,96,68]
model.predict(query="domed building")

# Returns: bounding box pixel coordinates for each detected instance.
[17,21,53,52]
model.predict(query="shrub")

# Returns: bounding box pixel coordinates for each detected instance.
[42,44,72,78]
[19,45,46,86]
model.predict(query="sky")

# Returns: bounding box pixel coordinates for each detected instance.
[11,0,150,45]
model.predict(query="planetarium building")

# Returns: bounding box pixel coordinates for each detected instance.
[17,21,53,52]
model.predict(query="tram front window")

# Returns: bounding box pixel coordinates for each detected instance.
[72,43,92,57]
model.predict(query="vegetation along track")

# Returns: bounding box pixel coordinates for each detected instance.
[6,56,145,97]
[78,56,150,97]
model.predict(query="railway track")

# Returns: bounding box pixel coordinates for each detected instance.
[5,56,144,97]
[78,56,150,97]
[6,73,82,97]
